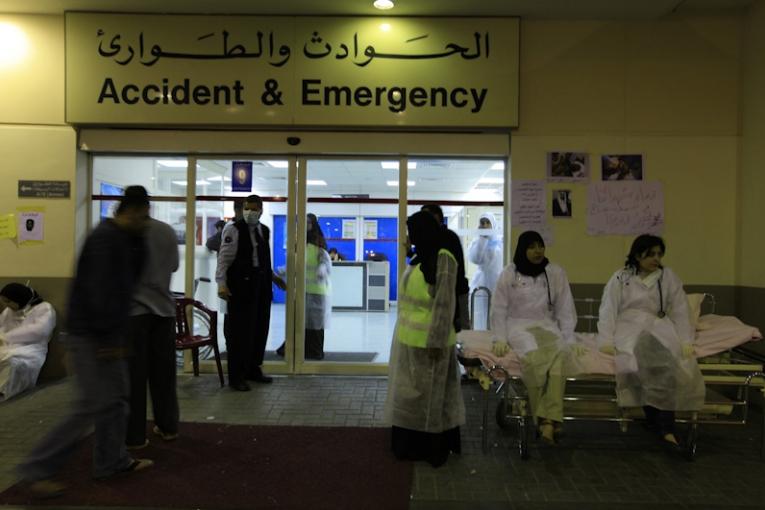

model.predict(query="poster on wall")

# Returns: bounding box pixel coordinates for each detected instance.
[363,220,378,239]
[342,219,356,239]
[552,190,572,218]
[17,209,44,244]
[587,182,663,236]
[601,154,644,181]
[511,180,545,226]
[0,214,17,240]
[519,223,554,246]
[232,161,253,192]
[546,152,589,182]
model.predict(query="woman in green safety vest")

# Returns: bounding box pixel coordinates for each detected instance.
[304,213,331,359]
[384,211,465,468]
[276,213,331,360]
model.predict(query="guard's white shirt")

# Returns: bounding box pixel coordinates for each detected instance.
[215,222,263,285]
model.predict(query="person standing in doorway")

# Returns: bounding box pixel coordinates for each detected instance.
[420,204,470,332]
[467,212,503,330]
[16,187,153,497]
[125,193,180,449]
[216,195,286,390]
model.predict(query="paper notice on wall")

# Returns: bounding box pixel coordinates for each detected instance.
[342,219,356,239]
[363,220,378,239]
[0,214,17,240]
[17,210,44,244]
[511,180,546,226]
[519,223,554,246]
[587,182,664,236]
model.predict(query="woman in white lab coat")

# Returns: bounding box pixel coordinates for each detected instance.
[467,212,503,330]
[597,234,704,450]
[0,284,56,401]
[490,231,579,444]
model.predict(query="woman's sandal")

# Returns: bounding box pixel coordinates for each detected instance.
[538,421,556,445]
[96,458,154,480]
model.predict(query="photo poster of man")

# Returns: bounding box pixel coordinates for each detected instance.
[232,160,253,192]
[546,151,589,182]
[552,190,572,218]
[601,154,644,181]
[17,208,44,245]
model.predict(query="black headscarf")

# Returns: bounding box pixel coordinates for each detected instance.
[307,213,327,250]
[407,211,444,285]
[513,230,549,277]
[0,283,43,309]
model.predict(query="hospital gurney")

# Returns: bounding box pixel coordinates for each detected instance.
[457,294,765,461]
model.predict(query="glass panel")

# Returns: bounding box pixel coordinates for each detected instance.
[408,158,505,330]
[194,159,289,364]
[305,159,399,364]
[91,155,186,296]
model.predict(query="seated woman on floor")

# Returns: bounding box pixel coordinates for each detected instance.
[0,283,56,401]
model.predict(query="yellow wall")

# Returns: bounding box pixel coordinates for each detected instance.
[738,0,765,288]
[512,15,741,285]
[0,14,77,277]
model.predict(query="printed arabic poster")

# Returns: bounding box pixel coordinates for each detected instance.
[547,152,589,183]
[17,210,44,244]
[552,190,572,218]
[587,182,663,236]
[511,180,545,227]
[231,161,253,192]
[0,213,17,240]
[601,154,644,181]
[363,220,378,240]
[519,223,554,247]
[342,219,356,239]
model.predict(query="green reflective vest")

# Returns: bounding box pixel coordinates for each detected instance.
[306,243,329,295]
[396,249,456,348]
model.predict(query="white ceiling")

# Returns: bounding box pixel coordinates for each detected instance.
[0,0,754,19]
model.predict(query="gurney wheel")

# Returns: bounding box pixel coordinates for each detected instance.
[685,440,697,462]
[518,417,531,460]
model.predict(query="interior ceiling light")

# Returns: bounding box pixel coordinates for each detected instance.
[307,180,327,186]
[478,177,504,184]
[387,180,415,186]
[381,161,417,169]
[490,162,505,170]
[373,0,394,10]
[157,160,188,167]
[266,161,288,168]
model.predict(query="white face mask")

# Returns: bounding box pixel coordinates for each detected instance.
[243,209,261,225]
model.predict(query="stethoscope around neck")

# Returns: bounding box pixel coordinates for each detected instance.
[623,270,666,318]
[514,269,554,312]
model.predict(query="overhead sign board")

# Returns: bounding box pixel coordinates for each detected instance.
[65,13,519,128]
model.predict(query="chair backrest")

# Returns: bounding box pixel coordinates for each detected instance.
[173,297,217,346]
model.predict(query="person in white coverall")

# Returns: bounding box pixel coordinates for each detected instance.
[0,284,56,401]
[467,212,503,330]
[490,231,582,444]
[597,234,703,452]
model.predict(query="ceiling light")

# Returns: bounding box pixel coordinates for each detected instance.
[266,161,288,168]
[381,161,417,170]
[307,180,327,186]
[387,180,415,186]
[157,160,188,167]
[171,180,210,186]
[373,0,394,10]
[490,162,504,170]
[0,22,29,68]
[478,177,504,184]
[206,176,232,182]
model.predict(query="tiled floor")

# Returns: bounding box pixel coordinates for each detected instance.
[1,374,765,510]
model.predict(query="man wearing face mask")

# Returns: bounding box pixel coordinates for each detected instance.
[216,195,286,390]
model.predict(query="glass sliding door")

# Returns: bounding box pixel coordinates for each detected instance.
[297,158,400,374]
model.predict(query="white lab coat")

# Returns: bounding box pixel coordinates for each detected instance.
[490,263,577,357]
[597,267,705,410]
[0,302,56,401]
[468,213,503,330]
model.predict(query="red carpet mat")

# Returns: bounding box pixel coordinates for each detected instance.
[0,423,412,509]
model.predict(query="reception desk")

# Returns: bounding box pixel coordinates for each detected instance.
[331,261,390,311]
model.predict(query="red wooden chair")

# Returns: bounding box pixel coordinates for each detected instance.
[174,297,225,387]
